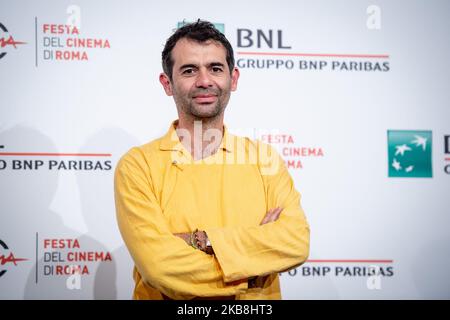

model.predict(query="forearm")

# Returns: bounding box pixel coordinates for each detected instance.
[174,232,191,245]
[119,219,247,299]
[173,208,308,283]
[205,212,310,282]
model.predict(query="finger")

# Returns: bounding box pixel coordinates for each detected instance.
[260,211,271,225]
[260,209,275,225]
[269,208,279,222]
[268,207,282,223]
[271,207,283,221]
[260,207,279,225]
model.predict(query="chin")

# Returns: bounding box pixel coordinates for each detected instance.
[191,104,222,118]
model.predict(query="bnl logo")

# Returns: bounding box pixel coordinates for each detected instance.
[387,130,432,178]
[176,22,291,49]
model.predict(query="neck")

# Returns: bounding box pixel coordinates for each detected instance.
[176,114,224,161]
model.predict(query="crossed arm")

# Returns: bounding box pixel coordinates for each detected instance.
[174,207,284,253]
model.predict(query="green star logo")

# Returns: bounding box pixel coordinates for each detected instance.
[387,130,432,178]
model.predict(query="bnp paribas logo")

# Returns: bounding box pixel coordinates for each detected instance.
[387,130,432,178]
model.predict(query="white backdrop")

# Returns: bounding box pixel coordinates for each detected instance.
[1,0,449,299]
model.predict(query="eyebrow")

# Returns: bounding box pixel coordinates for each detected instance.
[179,64,197,71]
[209,62,225,68]
[179,62,225,70]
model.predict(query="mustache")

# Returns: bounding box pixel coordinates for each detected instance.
[190,89,220,97]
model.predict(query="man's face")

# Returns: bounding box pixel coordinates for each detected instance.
[160,38,239,120]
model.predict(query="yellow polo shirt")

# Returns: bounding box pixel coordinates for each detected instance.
[114,121,310,300]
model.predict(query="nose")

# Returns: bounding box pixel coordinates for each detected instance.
[195,68,213,88]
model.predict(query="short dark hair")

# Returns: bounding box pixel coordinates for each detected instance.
[161,20,235,81]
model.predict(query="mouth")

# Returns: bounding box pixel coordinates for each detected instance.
[192,94,217,103]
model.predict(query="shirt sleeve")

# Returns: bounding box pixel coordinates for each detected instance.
[114,148,248,299]
[205,142,310,283]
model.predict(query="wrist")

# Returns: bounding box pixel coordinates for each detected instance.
[189,229,214,255]
[203,232,214,255]
[190,229,200,249]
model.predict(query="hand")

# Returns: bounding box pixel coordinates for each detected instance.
[174,231,214,254]
[195,231,214,255]
[260,207,283,225]
[194,231,208,251]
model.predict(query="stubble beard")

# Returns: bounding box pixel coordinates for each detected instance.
[175,87,231,121]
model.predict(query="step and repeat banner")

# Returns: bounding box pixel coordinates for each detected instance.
[1,0,449,299]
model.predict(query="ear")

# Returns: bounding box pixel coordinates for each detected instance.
[230,67,240,92]
[159,73,173,96]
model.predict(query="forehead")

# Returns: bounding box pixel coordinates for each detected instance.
[171,38,227,66]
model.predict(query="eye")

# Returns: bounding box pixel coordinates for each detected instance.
[212,66,223,73]
[182,68,194,75]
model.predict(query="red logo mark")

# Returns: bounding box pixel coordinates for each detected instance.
[0,36,27,49]
[0,252,28,266]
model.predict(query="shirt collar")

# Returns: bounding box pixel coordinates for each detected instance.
[159,120,234,153]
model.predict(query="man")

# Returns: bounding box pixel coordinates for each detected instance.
[114,20,310,300]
